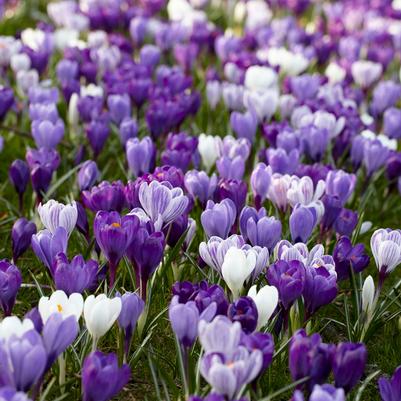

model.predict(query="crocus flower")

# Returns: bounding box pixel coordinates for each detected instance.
[82,181,127,212]
[247,284,279,330]
[107,94,131,125]
[0,387,33,401]
[289,205,317,244]
[31,119,65,150]
[198,134,220,172]
[363,139,390,178]
[0,260,21,317]
[370,229,401,283]
[9,159,30,209]
[351,60,382,88]
[215,179,248,216]
[126,136,155,178]
[0,87,14,120]
[332,342,367,393]
[362,275,375,316]
[78,160,99,191]
[31,227,68,272]
[221,247,256,299]
[82,351,130,401]
[325,170,356,207]
[241,331,275,374]
[230,111,258,143]
[38,290,83,324]
[38,200,78,237]
[53,253,98,295]
[201,199,236,239]
[292,384,345,401]
[119,118,138,147]
[11,218,37,263]
[94,211,139,286]
[0,316,34,341]
[266,260,306,310]
[334,209,358,237]
[84,294,122,347]
[268,174,291,212]
[184,170,217,207]
[42,313,79,369]
[216,156,245,180]
[117,292,145,355]
[227,296,258,334]
[289,330,334,390]
[378,365,401,401]
[250,163,272,208]
[138,180,189,231]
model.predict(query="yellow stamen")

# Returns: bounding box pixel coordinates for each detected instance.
[111,222,121,228]
[57,304,63,312]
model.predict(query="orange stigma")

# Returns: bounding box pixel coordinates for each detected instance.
[111,222,121,228]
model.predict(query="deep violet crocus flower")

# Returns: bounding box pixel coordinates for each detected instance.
[11,218,37,263]
[93,211,139,286]
[378,365,401,401]
[9,159,30,211]
[82,181,127,212]
[0,260,22,316]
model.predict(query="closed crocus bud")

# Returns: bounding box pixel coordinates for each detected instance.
[351,60,382,88]
[244,89,279,122]
[78,160,99,191]
[268,174,291,212]
[267,148,300,175]
[85,116,110,158]
[107,94,131,125]
[361,275,375,315]
[126,136,155,178]
[139,44,161,69]
[333,342,367,393]
[216,156,245,181]
[201,199,236,239]
[248,284,278,330]
[119,117,138,147]
[250,163,272,208]
[206,80,221,110]
[184,170,217,207]
[378,365,401,401]
[31,227,68,273]
[38,200,78,237]
[198,134,220,172]
[9,159,30,198]
[363,139,390,178]
[0,87,14,120]
[11,218,37,263]
[38,290,84,324]
[290,205,317,244]
[84,294,122,346]
[0,260,22,316]
[117,292,144,355]
[221,247,256,299]
[228,296,258,334]
[325,170,356,206]
[321,195,342,231]
[82,351,130,401]
[383,107,401,139]
[230,111,258,143]
[31,119,65,150]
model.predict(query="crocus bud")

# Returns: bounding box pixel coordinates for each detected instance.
[9,159,30,198]
[82,351,130,401]
[248,284,278,330]
[206,80,221,110]
[11,218,37,263]
[119,117,138,147]
[198,134,220,172]
[251,163,272,208]
[184,170,217,207]
[0,260,22,316]
[227,296,258,334]
[84,294,122,345]
[0,87,14,120]
[383,107,401,139]
[332,342,367,393]
[289,205,316,244]
[107,94,131,125]
[351,60,382,88]
[230,111,258,143]
[78,160,99,191]
[221,247,256,299]
[201,199,236,239]
[325,170,356,206]
[139,44,161,69]
[362,275,375,315]
[126,136,155,178]
[31,119,65,150]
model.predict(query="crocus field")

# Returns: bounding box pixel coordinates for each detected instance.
[1,0,401,400]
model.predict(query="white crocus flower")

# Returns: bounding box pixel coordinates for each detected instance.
[370,229,401,275]
[248,285,278,330]
[351,60,382,88]
[266,47,309,76]
[0,316,34,341]
[244,65,278,93]
[325,63,346,84]
[84,294,122,346]
[68,93,79,128]
[222,247,256,299]
[80,83,104,98]
[38,199,78,237]
[38,290,84,323]
[198,134,220,172]
[362,275,375,315]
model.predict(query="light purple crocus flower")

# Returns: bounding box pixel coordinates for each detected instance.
[184,170,217,207]
[379,365,401,401]
[138,180,189,231]
[107,94,131,125]
[31,119,65,150]
[201,199,237,239]
[230,110,258,143]
[126,137,155,178]
[325,170,356,206]
[250,163,272,209]
[216,156,245,180]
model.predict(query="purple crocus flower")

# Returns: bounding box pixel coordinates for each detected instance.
[11,218,37,263]
[78,160,99,191]
[152,165,185,189]
[0,387,33,401]
[184,170,217,207]
[0,329,47,392]
[230,111,258,143]
[139,45,161,69]
[363,140,389,178]
[0,87,14,120]
[334,209,358,237]
[42,313,79,370]
[379,365,401,401]
[325,170,356,206]
[82,181,127,212]
[126,137,155,178]
[86,115,110,158]
[266,260,306,310]
[290,205,317,244]
[332,236,369,281]
[0,260,22,316]
[29,103,59,124]
[82,351,130,401]
[267,148,300,175]
[250,163,272,209]
[239,206,281,251]
[370,81,401,116]
[241,332,274,374]
[119,118,138,147]
[383,108,401,139]
[303,265,338,317]
[215,179,248,216]
[9,160,30,208]
[31,227,68,273]
[292,384,345,401]
[201,198,236,239]
[321,195,342,232]
[117,292,144,355]
[216,156,245,181]
[53,253,98,295]
[332,342,367,393]
[94,211,139,286]
[301,126,330,162]
[289,330,334,390]
[107,94,131,125]
[31,119,65,150]
[24,307,43,333]
[228,296,258,334]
